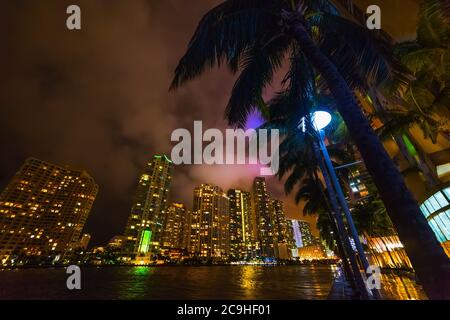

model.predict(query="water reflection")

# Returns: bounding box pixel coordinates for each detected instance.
[239,266,257,292]
[0,265,427,300]
[116,266,157,299]
[380,273,427,300]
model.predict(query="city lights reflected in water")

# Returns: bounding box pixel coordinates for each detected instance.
[379,273,427,300]
[239,266,257,292]
[0,266,427,300]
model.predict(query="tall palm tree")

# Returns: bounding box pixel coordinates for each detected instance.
[171,0,450,298]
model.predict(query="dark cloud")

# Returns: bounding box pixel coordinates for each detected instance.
[1,0,417,245]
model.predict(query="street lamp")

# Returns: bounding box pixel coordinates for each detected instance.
[312,111,332,131]
[312,110,379,299]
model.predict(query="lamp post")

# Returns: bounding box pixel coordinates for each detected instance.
[312,111,380,299]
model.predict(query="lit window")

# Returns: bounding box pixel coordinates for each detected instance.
[433,192,448,207]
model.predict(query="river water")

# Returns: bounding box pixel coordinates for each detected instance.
[0,265,426,300]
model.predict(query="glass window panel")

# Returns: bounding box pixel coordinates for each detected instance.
[445,210,450,222]
[434,214,450,241]
[434,192,449,208]
[420,204,430,217]
[437,212,450,240]
[424,200,435,214]
[429,219,446,243]
[443,188,450,201]
[428,196,441,211]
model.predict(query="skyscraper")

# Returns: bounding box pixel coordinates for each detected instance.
[0,158,98,264]
[252,177,275,258]
[227,189,254,260]
[291,220,314,248]
[161,203,189,250]
[124,155,172,256]
[271,199,295,259]
[190,184,229,259]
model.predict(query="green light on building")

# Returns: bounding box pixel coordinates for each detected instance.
[154,154,172,163]
[164,155,172,163]
[138,230,152,254]
[402,134,418,157]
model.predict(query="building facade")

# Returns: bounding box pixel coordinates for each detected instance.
[419,187,450,257]
[189,184,229,259]
[0,158,98,264]
[252,177,276,258]
[227,189,254,260]
[123,155,172,256]
[161,203,189,250]
[271,200,295,259]
[291,220,314,248]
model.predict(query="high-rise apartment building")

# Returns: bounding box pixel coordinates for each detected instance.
[124,155,172,256]
[291,220,314,248]
[227,189,254,260]
[0,158,98,263]
[252,177,276,258]
[271,199,295,258]
[190,184,229,259]
[161,203,189,250]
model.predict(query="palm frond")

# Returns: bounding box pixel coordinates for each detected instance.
[225,36,292,127]
[417,0,450,48]
[170,0,280,89]
[313,12,408,89]
[374,109,441,142]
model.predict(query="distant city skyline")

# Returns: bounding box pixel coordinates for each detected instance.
[0,156,315,259]
[0,155,320,264]
[0,153,316,246]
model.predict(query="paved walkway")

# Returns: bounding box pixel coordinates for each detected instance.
[327,269,356,300]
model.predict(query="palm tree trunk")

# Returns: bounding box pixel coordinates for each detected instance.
[290,23,450,299]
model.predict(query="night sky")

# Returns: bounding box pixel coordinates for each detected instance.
[0,0,418,246]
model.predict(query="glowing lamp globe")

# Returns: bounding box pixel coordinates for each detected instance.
[312,111,332,131]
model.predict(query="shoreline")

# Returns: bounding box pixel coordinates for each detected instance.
[0,261,338,270]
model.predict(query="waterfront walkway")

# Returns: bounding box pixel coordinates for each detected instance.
[327,269,355,300]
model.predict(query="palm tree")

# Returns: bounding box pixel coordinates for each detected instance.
[171,0,450,298]
[370,0,450,188]
[393,0,450,123]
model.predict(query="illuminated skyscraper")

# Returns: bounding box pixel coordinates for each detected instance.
[190,184,229,259]
[271,199,295,259]
[227,189,254,260]
[161,203,189,250]
[291,220,314,248]
[291,220,303,248]
[124,155,172,256]
[252,177,275,258]
[0,158,98,264]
